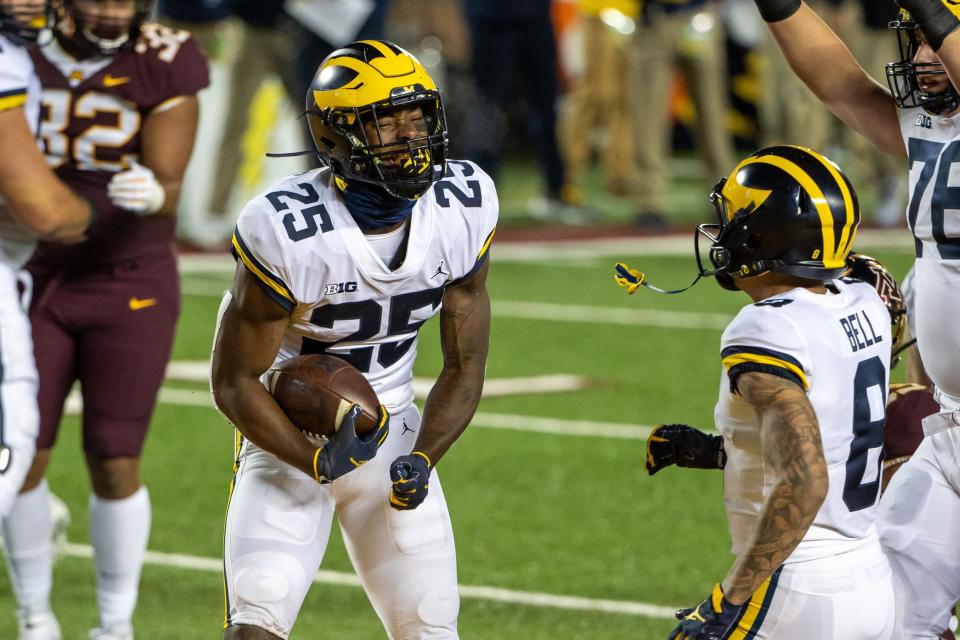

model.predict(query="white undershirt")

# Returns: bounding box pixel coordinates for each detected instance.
[364,219,409,267]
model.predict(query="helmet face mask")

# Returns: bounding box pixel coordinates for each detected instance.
[307,40,448,201]
[0,0,52,44]
[887,11,960,115]
[55,0,152,57]
[695,146,861,291]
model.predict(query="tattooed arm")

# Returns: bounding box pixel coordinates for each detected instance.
[720,371,829,605]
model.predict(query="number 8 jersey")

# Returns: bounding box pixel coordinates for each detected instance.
[230,160,498,412]
[716,279,891,564]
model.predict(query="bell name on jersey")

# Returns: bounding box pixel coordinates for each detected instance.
[899,106,960,260]
[232,160,498,413]
[717,279,891,565]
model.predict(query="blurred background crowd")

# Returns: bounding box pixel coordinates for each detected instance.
[156,0,904,247]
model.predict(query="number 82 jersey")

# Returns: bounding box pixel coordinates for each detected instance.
[231,160,498,412]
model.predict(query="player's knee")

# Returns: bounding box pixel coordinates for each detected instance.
[393,574,460,639]
[222,624,283,640]
[20,448,51,492]
[229,551,310,638]
[416,588,459,632]
[86,455,141,499]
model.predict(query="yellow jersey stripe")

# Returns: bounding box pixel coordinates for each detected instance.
[722,353,810,389]
[231,233,295,306]
[739,154,840,268]
[222,475,237,629]
[0,91,27,112]
[477,226,496,261]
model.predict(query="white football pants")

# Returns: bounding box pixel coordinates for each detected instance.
[0,265,38,517]
[880,414,960,639]
[728,540,895,639]
[223,404,459,639]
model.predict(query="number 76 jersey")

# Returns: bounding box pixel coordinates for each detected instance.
[716,279,891,564]
[230,161,498,412]
[901,106,960,259]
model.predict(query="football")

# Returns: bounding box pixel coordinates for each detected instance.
[267,354,381,440]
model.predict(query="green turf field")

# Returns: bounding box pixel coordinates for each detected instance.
[0,234,918,639]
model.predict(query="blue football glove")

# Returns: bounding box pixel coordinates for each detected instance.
[389,451,431,510]
[668,584,745,640]
[313,404,389,484]
[646,424,726,476]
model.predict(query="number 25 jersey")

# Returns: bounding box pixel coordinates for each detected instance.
[231,160,498,412]
[716,280,891,564]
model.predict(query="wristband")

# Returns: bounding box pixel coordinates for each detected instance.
[756,0,801,23]
[901,0,960,51]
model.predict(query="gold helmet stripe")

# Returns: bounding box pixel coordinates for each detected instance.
[736,154,842,269]
[787,145,858,261]
[356,39,399,57]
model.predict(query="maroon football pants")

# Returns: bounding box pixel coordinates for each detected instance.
[28,252,179,459]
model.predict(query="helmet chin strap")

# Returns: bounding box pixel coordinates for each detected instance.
[614,263,703,295]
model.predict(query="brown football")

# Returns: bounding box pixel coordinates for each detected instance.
[268,354,380,439]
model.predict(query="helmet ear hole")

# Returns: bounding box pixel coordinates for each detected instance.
[746,233,762,250]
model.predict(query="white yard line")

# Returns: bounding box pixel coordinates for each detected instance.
[163,361,590,398]
[177,228,914,273]
[63,387,686,440]
[178,281,731,330]
[492,300,730,329]
[61,543,677,619]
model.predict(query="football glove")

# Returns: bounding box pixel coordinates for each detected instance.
[313,405,389,484]
[614,262,645,294]
[668,584,744,640]
[646,424,726,476]
[108,162,165,216]
[389,451,431,510]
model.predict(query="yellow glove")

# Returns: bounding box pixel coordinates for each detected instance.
[614,262,645,294]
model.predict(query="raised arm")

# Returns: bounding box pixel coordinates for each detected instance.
[720,371,828,603]
[756,1,906,157]
[897,0,960,93]
[0,106,92,239]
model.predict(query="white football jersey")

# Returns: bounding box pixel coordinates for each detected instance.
[716,279,891,564]
[231,160,498,412]
[0,33,41,270]
[899,106,960,260]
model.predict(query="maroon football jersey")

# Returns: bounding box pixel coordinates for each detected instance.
[27,23,209,268]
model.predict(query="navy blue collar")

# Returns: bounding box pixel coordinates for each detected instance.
[338,180,415,233]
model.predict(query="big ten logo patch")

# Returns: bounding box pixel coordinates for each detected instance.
[324,282,358,295]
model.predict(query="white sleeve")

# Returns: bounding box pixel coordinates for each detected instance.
[0,39,32,112]
[720,304,811,392]
[231,198,296,312]
[451,160,498,284]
